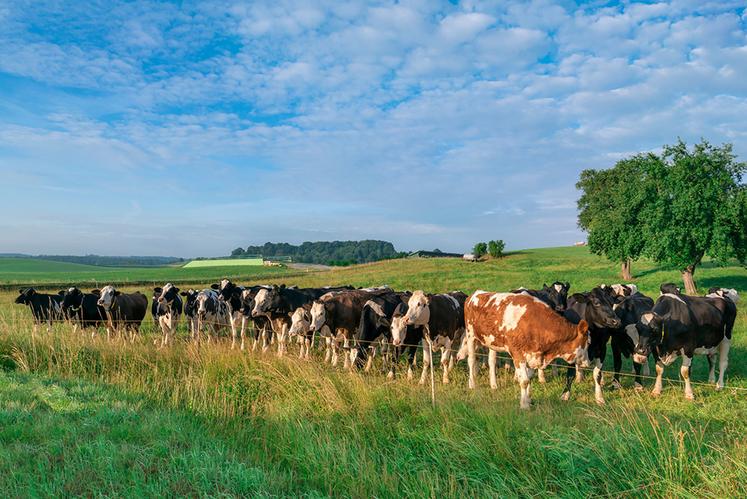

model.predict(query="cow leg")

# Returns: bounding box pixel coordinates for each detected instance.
[419,341,431,385]
[324,337,332,363]
[716,338,730,390]
[466,335,477,389]
[230,318,237,350]
[441,341,452,384]
[239,317,247,351]
[551,362,559,377]
[632,362,644,391]
[331,339,339,367]
[407,346,416,380]
[537,367,547,384]
[516,362,532,410]
[611,341,623,390]
[343,337,351,370]
[364,346,375,373]
[707,353,716,384]
[593,359,605,405]
[680,355,694,400]
[560,365,575,401]
[488,349,497,390]
[575,366,584,383]
[651,361,664,396]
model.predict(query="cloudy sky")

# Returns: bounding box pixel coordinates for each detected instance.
[1,1,746,257]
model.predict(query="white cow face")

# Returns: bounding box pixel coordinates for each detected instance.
[220,278,230,290]
[97,285,119,309]
[310,301,326,332]
[252,289,270,317]
[196,290,217,316]
[404,291,430,326]
[390,315,408,346]
[289,307,311,336]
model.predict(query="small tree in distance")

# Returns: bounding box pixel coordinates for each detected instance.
[473,242,487,258]
[488,240,505,258]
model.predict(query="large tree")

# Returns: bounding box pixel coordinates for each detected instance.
[577,154,658,280]
[642,140,747,294]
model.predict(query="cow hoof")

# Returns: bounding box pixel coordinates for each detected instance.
[560,392,570,402]
[490,384,497,391]
[715,384,724,391]
[595,398,605,406]
[610,380,622,391]
[685,393,694,401]
[651,390,661,397]
[386,372,394,380]
[634,383,644,392]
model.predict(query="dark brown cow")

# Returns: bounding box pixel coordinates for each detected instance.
[464,291,590,409]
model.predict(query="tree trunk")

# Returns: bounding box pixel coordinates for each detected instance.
[682,264,698,295]
[621,259,632,281]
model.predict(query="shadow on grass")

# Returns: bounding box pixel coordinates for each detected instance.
[698,275,747,292]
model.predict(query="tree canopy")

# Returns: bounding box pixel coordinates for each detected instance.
[242,240,403,266]
[577,139,747,293]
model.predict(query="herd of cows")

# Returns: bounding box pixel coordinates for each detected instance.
[13,279,739,409]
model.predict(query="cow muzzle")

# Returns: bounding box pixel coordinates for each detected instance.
[633,353,648,364]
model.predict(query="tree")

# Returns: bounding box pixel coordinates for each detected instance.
[577,154,658,280]
[473,242,487,257]
[642,139,747,294]
[487,240,505,258]
[231,247,246,257]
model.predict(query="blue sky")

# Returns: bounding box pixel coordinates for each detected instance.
[1,1,746,257]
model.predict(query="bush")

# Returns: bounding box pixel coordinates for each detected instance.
[488,240,505,258]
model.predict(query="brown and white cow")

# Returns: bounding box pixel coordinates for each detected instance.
[464,291,590,409]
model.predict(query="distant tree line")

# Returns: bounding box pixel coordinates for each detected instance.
[577,139,747,294]
[232,240,405,265]
[33,255,184,267]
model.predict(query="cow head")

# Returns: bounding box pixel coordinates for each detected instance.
[155,283,180,312]
[403,290,430,327]
[571,288,621,329]
[180,289,199,317]
[211,279,237,301]
[96,285,120,310]
[632,312,663,362]
[15,288,36,305]
[390,302,409,346]
[61,287,84,311]
[252,285,283,317]
[660,283,681,296]
[310,300,331,333]
[706,287,739,303]
[289,307,312,337]
[544,281,571,312]
[196,289,218,317]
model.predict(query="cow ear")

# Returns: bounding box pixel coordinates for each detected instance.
[113,290,121,296]
[180,291,187,296]
[18,289,24,294]
[173,287,179,293]
[577,319,589,335]
[153,287,162,293]
[280,284,286,289]
[58,290,66,295]
[91,289,100,296]
[564,282,570,290]
[210,284,219,290]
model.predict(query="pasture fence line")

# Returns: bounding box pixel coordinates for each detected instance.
[5,316,747,394]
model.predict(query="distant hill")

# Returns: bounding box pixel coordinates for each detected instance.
[0,254,184,267]
[235,240,405,266]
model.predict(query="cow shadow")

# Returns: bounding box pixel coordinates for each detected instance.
[698,275,747,292]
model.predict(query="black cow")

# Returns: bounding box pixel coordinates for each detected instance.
[660,283,681,295]
[95,285,148,341]
[14,288,64,330]
[632,288,738,399]
[511,281,571,313]
[153,283,183,347]
[353,292,423,378]
[610,291,655,389]
[61,287,106,333]
[561,287,622,405]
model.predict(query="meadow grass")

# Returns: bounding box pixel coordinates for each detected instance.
[0,246,745,496]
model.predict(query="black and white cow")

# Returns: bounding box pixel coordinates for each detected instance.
[632,288,738,399]
[659,283,681,295]
[179,289,200,341]
[239,285,273,352]
[153,283,183,347]
[561,287,622,405]
[194,288,231,344]
[391,290,467,385]
[95,285,148,341]
[353,292,423,378]
[610,291,655,390]
[61,287,106,334]
[14,288,64,331]
[211,279,250,350]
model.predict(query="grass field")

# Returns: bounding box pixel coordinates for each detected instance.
[0,257,296,288]
[183,258,264,268]
[0,246,745,496]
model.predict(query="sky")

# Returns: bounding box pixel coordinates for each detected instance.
[0,1,746,257]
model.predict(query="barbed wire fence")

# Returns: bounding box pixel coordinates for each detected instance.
[3,314,746,406]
